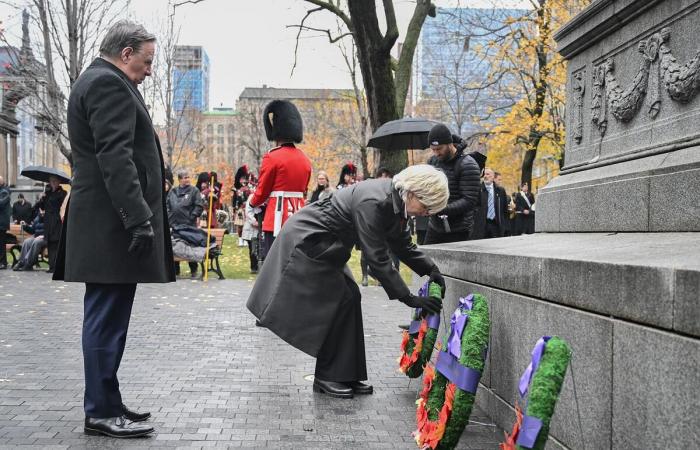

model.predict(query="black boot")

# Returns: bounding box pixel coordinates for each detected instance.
[312,379,353,399]
[347,381,373,395]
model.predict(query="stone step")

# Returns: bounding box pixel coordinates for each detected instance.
[421,232,700,337]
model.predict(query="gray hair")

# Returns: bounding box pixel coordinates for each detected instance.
[393,164,449,214]
[176,169,189,180]
[99,20,156,58]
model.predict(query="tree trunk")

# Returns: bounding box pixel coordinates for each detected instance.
[347,0,407,174]
[520,0,550,188]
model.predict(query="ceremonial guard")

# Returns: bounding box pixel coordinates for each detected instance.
[249,100,312,262]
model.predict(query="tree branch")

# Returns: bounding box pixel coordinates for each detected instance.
[303,0,352,30]
[381,0,398,51]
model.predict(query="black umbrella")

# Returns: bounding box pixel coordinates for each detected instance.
[367,117,440,150]
[20,165,71,184]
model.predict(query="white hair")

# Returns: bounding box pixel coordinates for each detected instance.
[393,164,449,214]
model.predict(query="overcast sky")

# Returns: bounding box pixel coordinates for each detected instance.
[0,0,532,109]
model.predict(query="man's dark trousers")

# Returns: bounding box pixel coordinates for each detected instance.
[83,283,136,418]
[484,219,502,239]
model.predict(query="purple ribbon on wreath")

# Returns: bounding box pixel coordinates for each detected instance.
[515,336,551,448]
[409,282,440,333]
[434,294,481,394]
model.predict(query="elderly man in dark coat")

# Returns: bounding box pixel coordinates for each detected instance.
[53,20,174,438]
[248,165,448,399]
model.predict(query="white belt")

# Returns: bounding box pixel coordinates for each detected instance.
[270,191,304,236]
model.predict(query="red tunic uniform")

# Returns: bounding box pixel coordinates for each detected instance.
[250,143,312,235]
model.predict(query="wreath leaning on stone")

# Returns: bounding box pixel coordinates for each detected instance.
[398,281,442,378]
[414,293,490,450]
[500,336,572,450]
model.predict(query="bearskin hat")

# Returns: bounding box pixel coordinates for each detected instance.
[263,99,303,143]
[337,162,358,187]
[234,165,249,190]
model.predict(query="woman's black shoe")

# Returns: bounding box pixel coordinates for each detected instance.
[312,379,353,399]
[84,416,154,438]
[121,403,151,422]
[347,381,373,395]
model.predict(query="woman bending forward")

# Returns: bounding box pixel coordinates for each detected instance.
[247,165,448,398]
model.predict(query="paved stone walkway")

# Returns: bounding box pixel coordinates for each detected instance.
[0,271,502,449]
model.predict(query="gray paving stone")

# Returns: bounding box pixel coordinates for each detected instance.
[0,271,502,448]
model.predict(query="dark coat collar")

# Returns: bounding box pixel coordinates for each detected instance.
[89,58,150,116]
[390,187,405,217]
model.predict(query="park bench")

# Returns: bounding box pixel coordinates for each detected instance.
[173,227,226,280]
[4,224,48,268]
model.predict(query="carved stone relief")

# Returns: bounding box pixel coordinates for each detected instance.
[571,69,585,144]
[590,27,700,136]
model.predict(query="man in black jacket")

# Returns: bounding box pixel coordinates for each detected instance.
[425,124,481,244]
[11,194,33,224]
[54,20,174,438]
[472,168,509,240]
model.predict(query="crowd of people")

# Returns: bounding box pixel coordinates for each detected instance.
[0,175,67,272]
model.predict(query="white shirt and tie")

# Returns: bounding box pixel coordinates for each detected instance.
[485,182,496,221]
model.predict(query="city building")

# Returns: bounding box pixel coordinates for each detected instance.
[410,7,524,135]
[0,10,63,196]
[200,107,239,167]
[173,45,210,112]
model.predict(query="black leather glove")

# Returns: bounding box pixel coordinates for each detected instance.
[128,220,154,255]
[429,265,446,297]
[399,294,442,315]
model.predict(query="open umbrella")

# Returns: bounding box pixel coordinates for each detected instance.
[20,165,71,184]
[367,117,440,150]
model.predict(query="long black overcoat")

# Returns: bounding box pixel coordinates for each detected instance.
[54,58,175,283]
[247,179,435,357]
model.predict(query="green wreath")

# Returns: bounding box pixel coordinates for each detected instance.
[502,336,572,450]
[414,293,490,450]
[398,281,442,378]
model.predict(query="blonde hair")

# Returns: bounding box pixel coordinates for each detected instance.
[393,164,449,214]
[317,170,330,184]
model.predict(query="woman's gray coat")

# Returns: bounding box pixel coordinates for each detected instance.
[246,178,436,357]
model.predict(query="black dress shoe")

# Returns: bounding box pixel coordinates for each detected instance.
[347,381,373,395]
[398,324,410,330]
[122,403,151,422]
[312,379,353,399]
[84,416,154,438]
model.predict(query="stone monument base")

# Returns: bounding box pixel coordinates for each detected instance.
[421,233,700,449]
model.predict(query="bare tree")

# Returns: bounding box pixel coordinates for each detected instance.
[336,35,371,176]
[236,100,267,169]
[292,0,436,174]
[0,0,130,164]
[141,0,208,170]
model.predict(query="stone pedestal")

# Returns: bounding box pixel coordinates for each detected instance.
[9,134,17,185]
[537,0,700,232]
[421,1,700,448]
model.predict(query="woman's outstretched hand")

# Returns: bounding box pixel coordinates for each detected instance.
[399,294,442,315]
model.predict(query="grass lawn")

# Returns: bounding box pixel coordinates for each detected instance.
[215,233,414,285]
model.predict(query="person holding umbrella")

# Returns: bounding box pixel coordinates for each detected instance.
[247,164,447,399]
[34,176,67,273]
